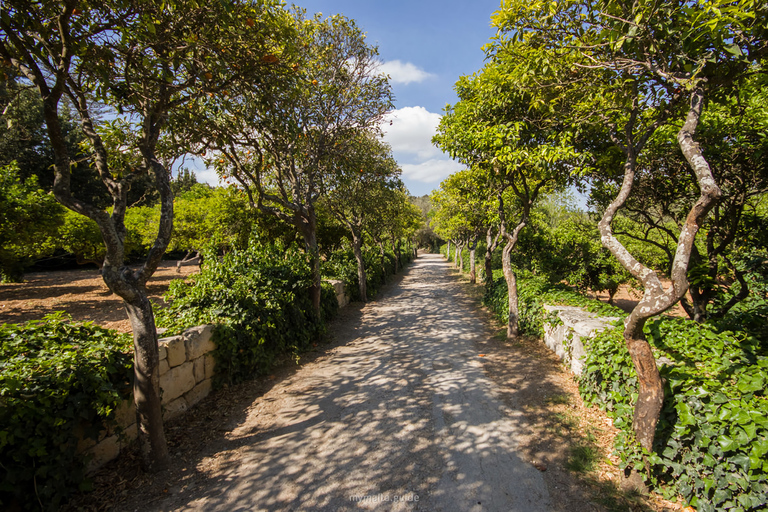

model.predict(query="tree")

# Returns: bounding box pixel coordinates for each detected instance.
[0,0,286,472]
[490,0,768,483]
[0,162,63,281]
[195,11,393,316]
[324,132,401,302]
[435,62,581,337]
[603,78,768,321]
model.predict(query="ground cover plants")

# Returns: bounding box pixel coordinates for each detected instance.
[478,264,768,510]
[0,314,133,510]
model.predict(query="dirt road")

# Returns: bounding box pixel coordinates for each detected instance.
[116,254,558,511]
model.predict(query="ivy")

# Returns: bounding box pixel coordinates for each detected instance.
[484,270,768,509]
[580,319,768,511]
[0,313,133,511]
[156,239,338,386]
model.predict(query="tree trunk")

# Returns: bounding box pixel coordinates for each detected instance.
[119,287,170,472]
[469,238,478,284]
[377,239,386,282]
[297,211,321,317]
[485,225,502,287]
[501,239,519,338]
[352,233,367,302]
[597,89,721,462]
[454,244,460,268]
[458,243,465,273]
[446,240,451,260]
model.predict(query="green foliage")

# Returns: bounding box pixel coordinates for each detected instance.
[483,269,625,337]
[0,313,132,511]
[322,242,412,302]
[126,185,254,256]
[580,319,768,511]
[0,162,64,281]
[156,239,336,386]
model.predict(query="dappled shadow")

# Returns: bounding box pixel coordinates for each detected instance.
[80,255,610,511]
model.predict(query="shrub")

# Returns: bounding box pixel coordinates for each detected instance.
[482,269,624,337]
[580,319,768,511]
[156,239,336,386]
[322,242,411,302]
[0,313,132,511]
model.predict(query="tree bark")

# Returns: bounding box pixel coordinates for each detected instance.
[296,210,321,317]
[118,287,170,472]
[458,242,465,273]
[352,232,367,302]
[598,89,721,457]
[484,225,501,287]
[468,238,478,284]
[501,239,519,338]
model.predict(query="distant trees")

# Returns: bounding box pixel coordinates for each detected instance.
[189,11,393,316]
[324,133,402,302]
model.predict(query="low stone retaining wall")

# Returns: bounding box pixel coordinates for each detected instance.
[79,280,352,472]
[326,279,349,307]
[542,305,620,375]
[79,325,217,472]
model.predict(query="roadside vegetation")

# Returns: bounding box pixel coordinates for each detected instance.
[0,1,423,509]
[2,0,767,511]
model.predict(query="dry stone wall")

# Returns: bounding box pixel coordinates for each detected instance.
[79,279,352,472]
[542,305,620,375]
[79,324,217,472]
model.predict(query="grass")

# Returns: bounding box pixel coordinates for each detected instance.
[566,443,601,472]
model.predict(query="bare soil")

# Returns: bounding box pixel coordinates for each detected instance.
[0,262,199,332]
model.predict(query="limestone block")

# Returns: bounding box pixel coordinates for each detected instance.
[325,279,349,307]
[114,398,135,429]
[120,423,138,445]
[158,344,167,361]
[543,305,619,375]
[193,356,205,383]
[184,324,216,360]
[86,434,120,473]
[159,358,170,376]
[161,335,186,368]
[159,360,195,404]
[184,378,212,408]
[204,353,216,380]
[163,397,188,421]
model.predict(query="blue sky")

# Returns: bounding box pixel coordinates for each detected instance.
[298,0,501,196]
[194,1,501,197]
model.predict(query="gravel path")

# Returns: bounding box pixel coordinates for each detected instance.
[123,253,552,511]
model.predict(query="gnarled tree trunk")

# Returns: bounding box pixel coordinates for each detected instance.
[598,89,721,467]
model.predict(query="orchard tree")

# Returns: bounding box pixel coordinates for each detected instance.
[491,0,768,482]
[324,131,401,302]
[0,0,287,471]
[195,11,393,316]
[431,167,503,284]
[435,62,581,337]
[600,78,768,321]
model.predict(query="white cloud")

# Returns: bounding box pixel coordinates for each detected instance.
[378,60,436,85]
[382,106,444,160]
[401,159,463,184]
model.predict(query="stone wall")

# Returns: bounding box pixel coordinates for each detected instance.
[78,324,217,472]
[542,305,620,375]
[78,280,352,472]
[326,279,349,307]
